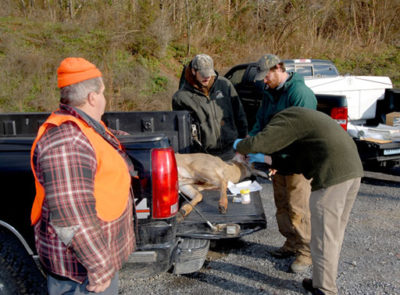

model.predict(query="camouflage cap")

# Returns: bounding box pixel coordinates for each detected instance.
[191,54,217,77]
[254,54,281,81]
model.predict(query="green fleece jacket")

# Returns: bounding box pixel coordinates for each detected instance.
[250,72,317,136]
[172,74,248,154]
[237,107,364,191]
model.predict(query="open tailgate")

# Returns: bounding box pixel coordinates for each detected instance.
[354,138,400,163]
[177,190,267,240]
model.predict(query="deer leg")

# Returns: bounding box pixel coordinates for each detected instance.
[177,184,203,222]
[218,179,228,214]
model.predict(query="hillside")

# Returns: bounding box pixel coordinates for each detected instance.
[0,0,399,112]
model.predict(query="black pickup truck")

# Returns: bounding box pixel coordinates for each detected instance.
[0,111,267,294]
[224,59,400,168]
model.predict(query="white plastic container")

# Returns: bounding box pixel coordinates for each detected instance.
[240,189,251,204]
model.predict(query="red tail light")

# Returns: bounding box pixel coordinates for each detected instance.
[331,107,348,131]
[151,148,178,219]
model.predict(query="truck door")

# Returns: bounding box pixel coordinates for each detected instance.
[225,63,262,130]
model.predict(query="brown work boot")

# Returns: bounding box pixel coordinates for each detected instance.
[290,254,312,273]
[269,246,296,258]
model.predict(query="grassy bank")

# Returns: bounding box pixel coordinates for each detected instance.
[0,0,399,112]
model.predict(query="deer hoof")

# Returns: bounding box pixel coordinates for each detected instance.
[218,205,227,214]
[176,211,185,223]
[179,207,188,217]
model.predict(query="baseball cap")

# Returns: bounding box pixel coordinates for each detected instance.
[191,54,217,77]
[57,57,102,88]
[254,54,281,81]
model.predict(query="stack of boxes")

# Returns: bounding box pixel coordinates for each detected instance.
[386,112,400,127]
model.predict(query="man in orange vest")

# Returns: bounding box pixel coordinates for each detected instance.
[30,57,135,294]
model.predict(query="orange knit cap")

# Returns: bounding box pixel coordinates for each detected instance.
[57,57,102,88]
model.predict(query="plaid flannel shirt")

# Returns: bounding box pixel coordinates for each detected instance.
[32,105,135,284]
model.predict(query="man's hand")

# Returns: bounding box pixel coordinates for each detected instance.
[266,169,277,181]
[86,278,111,293]
[268,168,277,176]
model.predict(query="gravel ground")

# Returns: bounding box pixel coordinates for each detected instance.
[119,171,400,294]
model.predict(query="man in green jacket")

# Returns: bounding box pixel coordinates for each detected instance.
[250,54,317,273]
[172,54,248,160]
[234,107,363,295]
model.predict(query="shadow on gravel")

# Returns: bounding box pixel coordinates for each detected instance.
[209,240,294,273]
[361,176,400,188]
[183,261,302,294]
[210,239,273,258]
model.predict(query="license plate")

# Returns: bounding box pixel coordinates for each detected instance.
[383,148,400,156]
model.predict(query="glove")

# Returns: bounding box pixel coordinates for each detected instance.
[248,153,265,163]
[233,138,243,150]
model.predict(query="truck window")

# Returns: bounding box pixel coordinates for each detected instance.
[285,65,313,78]
[284,61,339,78]
[294,65,313,77]
[285,65,294,74]
[313,64,339,77]
[229,68,246,87]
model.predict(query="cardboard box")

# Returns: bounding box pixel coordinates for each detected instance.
[386,112,400,126]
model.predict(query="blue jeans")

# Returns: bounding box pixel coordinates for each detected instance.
[47,272,118,295]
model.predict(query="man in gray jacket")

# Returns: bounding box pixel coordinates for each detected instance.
[172,54,248,160]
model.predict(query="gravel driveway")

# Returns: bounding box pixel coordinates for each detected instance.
[119,169,400,294]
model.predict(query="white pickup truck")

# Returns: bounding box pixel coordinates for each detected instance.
[295,59,393,125]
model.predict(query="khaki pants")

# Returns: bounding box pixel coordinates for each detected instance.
[272,173,312,257]
[310,177,361,295]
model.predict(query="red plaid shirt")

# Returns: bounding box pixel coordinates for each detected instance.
[32,105,135,284]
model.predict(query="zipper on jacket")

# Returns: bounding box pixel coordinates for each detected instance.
[209,97,222,152]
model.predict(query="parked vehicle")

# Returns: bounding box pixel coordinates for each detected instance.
[0,111,267,294]
[224,59,400,167]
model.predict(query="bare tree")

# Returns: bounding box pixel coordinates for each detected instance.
[185,0,190,55]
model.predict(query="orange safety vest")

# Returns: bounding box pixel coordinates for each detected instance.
[30,113,131,225]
